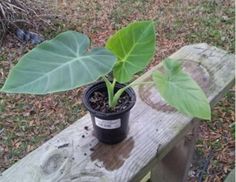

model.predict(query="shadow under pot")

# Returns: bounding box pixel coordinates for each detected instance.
[82,81,136,144]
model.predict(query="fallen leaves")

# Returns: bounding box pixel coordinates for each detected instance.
[189,89,235,181]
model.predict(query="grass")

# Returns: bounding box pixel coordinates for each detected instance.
[0,0,234,180]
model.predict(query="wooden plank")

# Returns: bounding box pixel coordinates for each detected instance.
[224,168,235,182]
[140,171,151,182]
[150,121,199,182]
[0,43,234,182]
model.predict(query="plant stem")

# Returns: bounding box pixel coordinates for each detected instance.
[111,81,154,107]
[123,81,154,91]
[111,87,126,107]
[103,77,154,108]
[102,76,114,108]
[129,81,154,87]
[112,78,116,88]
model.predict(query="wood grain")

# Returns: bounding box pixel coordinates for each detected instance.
[0,43,234,182]
[151,121,199,182]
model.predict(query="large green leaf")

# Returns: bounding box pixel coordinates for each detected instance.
[106,21,156,83]
[1,31,116,94]
[152,59,211,120]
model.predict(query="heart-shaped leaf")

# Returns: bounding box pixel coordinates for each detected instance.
[1,31,116,94]
[152,59,211,120]
[106,21,156,83]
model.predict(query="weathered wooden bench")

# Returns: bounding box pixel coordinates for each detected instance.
[224,168,235,182]
[0,43,234,182]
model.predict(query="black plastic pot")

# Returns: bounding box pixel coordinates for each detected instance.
[82,81,136,144]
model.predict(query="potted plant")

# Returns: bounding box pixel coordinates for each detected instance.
[1,21,211,144]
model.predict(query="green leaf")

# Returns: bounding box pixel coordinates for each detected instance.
[106,21,156,83]
[163,58,182,75]
[1,31,116,94]
[152,59,211,120]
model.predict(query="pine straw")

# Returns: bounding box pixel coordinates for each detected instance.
[0,0,54,44]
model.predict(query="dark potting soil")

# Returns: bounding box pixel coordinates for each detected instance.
[89,91,131,113]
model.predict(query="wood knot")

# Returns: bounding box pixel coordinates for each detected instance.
[40,143,73,181]
[41,153,64,175]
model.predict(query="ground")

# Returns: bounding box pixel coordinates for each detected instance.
[0,0,235,181]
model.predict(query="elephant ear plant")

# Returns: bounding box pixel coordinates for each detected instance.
[1,21,211,144]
